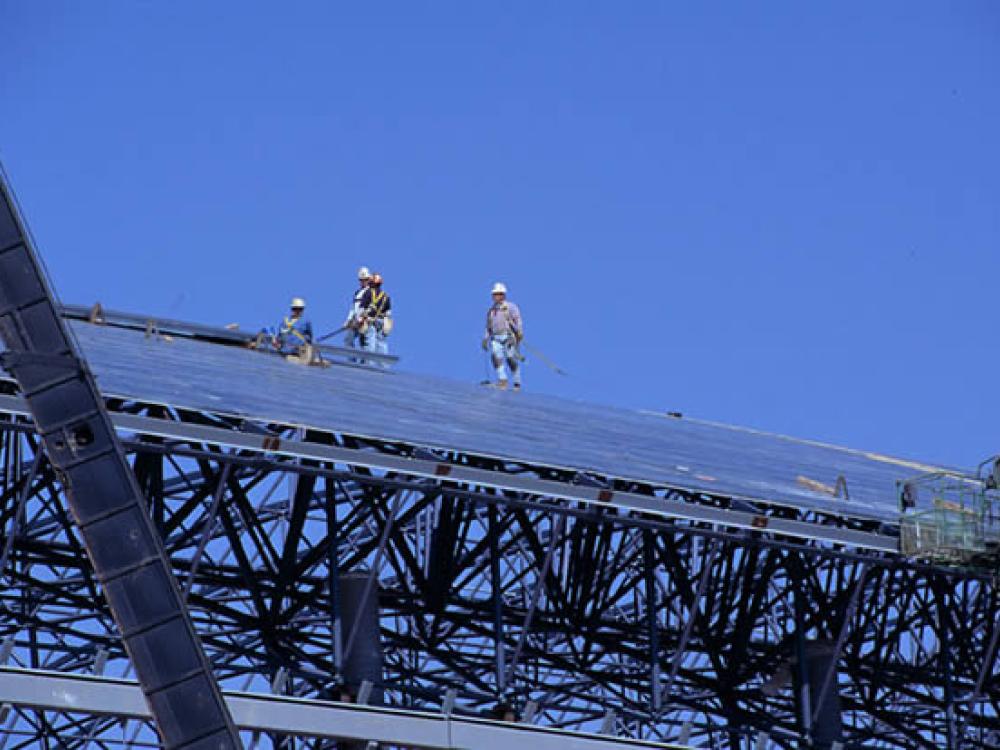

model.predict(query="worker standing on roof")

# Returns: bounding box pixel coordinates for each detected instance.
[482,282,523,390]
[358,273,392,365]
[274,297,314,355]
[344,266,371,351]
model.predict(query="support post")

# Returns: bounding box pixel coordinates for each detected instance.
[488,503,506,696]
[800,640,845,749]
[339,572,383,705]
[328,479,344,678]
[938,582,956,750]
[643,531,661,715]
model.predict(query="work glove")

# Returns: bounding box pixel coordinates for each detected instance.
[481,337,489,351]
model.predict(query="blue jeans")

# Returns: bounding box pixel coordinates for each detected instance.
[345,328,364,362]
[363,321,389,367]
[489,335,521,385]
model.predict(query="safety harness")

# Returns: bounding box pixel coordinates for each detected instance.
[281,316,309,344]
[486,303,521,341]
[366,290,390,320]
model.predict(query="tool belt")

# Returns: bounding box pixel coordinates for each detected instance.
[359,315,391,336]
[359,290,390,335]
[490,332,519,345]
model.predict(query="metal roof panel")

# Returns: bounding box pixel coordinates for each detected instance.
[66,321,949,523]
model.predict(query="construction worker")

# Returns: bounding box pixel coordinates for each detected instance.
[273,297,314,355]
[482,282,522,390]
[343,266,371,351]
[357,273,392,364]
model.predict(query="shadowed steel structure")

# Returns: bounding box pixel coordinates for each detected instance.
[0,169,241,747]
[0,186,997,749]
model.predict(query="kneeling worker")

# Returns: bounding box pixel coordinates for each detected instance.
[358,273,392,363]
[482,282,523,390]
[274,297,314,357]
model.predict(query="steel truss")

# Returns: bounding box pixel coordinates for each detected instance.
[0,394,998,749]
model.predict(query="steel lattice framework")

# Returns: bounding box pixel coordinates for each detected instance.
[0,387,998,750]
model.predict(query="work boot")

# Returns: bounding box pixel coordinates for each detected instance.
[495,379,508,390]
[513,383,521,392]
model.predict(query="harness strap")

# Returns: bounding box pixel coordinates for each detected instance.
[367,290,389,318]
[282,316,308,343]
[487,303,521,339]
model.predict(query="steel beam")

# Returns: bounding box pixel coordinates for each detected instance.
[0,168,240,748]
[0,393,900,552]
[0,667,688,749]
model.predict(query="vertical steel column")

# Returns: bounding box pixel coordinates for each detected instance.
[488,503,507,696]
[938,582,956,750]
[791,555,813,743]
[327,478,343,677]
[802,641,844,749]
[339,572,383,704]
[0,169,241,749]
[642,531,661,715]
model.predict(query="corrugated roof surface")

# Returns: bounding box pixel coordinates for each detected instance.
[63,321,950,523]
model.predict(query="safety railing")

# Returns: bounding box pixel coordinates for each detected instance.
[898,466,1000,566]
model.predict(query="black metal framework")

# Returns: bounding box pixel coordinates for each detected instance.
[0,390,997,749]
[0,171,240,748]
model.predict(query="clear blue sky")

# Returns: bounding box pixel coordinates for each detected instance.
[2,2,997,468]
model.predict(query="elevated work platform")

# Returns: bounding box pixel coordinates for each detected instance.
[900,467,1000,566]
[46,313,953,526]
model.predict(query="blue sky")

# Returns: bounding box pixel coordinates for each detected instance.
[1,2,997,468]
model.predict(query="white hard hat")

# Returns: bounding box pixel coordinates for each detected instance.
[491,282,507,295]
[290,297,306,309]
[358,266,371,280]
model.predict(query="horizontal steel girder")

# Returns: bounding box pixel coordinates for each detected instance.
[0,667,688,750]
[0,393,898,552]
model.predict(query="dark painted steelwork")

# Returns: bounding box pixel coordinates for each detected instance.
[339,572,384,705]
[0,397,996,747]
[0,175,996,749]
[0,171,240,748]
[801,641,844,749]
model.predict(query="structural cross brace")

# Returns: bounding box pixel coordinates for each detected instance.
[0,168,242,749]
